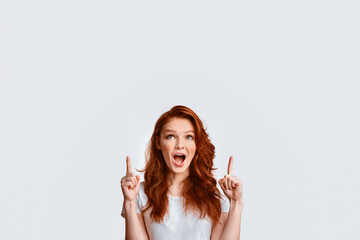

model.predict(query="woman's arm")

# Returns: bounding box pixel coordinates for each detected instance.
[218,200,243,240]
[121,156,149,240]
[123,201,149,240]
[211,200,244,240]
[210,212,228,240]
[216,156,244,240]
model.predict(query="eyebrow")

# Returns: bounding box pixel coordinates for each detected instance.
[163,129,195,133]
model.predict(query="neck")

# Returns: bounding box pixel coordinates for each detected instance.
[167,171,189,196]
[167,171,189,185]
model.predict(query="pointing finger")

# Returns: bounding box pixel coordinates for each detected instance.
[126,156,132,175]
[227,156,233,175]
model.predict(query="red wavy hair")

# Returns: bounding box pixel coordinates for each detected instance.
[142,105,223,224]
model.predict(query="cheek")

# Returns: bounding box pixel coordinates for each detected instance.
[160,141,172,154]
[188,144,196,155]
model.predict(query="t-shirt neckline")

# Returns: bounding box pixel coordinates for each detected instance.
[169,195,182,200]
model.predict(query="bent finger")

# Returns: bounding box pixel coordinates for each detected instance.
[122,181,134,188]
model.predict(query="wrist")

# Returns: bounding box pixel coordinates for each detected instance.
[230,199,244,208]
[123,199,136,209]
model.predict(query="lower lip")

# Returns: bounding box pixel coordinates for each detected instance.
[173,157,186,167]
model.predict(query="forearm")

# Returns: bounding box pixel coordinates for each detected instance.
[124,200,148,240]
[220,200,244,240]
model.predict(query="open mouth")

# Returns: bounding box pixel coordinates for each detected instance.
[172,153,186,167]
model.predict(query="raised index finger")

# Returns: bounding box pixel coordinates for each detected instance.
[227,156,233,175]
[126,156,132,175]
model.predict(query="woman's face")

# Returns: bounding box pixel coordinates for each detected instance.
[157,118,197,177]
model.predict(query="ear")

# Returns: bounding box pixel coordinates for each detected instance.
[155,135,161,150]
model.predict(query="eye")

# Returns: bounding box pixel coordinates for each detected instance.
[186,135,194,140]
[166,134,175,139]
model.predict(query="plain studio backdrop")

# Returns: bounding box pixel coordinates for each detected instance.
[0,0,359,239]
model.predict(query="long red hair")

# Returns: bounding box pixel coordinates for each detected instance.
[142,105,223,224]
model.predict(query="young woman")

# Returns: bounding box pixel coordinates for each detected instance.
[121,105,244,240]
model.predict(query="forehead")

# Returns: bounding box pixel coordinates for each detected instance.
[162,118,195,133]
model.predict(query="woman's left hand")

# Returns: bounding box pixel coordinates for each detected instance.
[218,156,243,203]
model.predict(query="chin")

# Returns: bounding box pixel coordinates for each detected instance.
[166,164,187,174]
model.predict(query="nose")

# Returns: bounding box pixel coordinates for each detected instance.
[175,138,185,149]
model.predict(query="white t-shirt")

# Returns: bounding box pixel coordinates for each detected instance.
[122,182,229,240]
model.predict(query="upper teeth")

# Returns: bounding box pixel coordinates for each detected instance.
[175,154,184,156]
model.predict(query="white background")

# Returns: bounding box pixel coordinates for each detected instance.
[1,1,359,239]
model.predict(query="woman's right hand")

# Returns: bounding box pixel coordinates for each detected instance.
[121,156,140,202]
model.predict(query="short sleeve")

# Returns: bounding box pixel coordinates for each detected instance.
[121,182,146,218]
[220,196,230,213]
